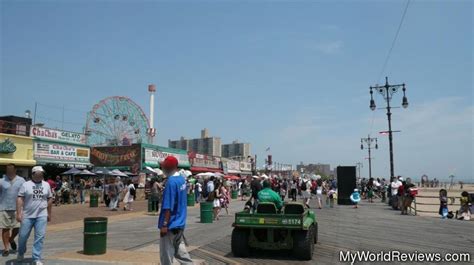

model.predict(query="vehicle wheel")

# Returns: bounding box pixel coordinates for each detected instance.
[313,222,318,244]
[231,228,250,257]
[292,227,314,260]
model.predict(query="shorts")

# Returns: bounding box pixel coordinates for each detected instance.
[213,199,221,208]
[0,211,20,229]
[302,190,311,199]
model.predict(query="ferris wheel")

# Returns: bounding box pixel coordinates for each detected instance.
[85,96,150,146]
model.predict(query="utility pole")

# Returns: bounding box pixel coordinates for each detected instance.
[369,77,408,179]
[356,162,363,179]
[361,135,378,179]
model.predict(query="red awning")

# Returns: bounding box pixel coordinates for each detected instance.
[224,175,240,180]
[190,167,223,173]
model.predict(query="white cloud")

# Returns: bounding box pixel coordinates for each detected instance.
[314,40,344,54]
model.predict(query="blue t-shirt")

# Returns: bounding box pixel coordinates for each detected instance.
[158,173,187,230]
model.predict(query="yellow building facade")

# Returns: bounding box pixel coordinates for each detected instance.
[0,133,36,178]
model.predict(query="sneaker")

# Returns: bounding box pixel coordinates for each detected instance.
[2,250,9,257]
[10,239,17,251]
[35,261,44,265]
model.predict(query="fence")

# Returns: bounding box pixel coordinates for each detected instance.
[409,195,463,216]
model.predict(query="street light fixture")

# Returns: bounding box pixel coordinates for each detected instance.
[361,135,377,179]
[369,76,408,179]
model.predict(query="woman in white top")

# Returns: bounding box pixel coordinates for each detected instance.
[123,179,135,211]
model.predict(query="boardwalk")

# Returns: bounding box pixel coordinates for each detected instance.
[190,200,473,265]
[1,199,471,265]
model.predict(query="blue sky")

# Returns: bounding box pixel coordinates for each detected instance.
[1,0,472,181]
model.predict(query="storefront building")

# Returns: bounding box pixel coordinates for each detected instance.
[189,152,222,174]
[31,126,91,176]
[0,133,36,178]
[142,144,190,170]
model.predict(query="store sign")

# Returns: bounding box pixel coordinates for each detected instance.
[0,138,17,154]
[31,126,86,145]
[90,144,141,168]
[144,148,190,167]
[227,160,241,172]
[240,162,252,171]
[190,157,220,169]
[34,142,90,163]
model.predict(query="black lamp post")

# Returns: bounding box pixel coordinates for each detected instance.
[361,135,378,179]
[369,76,408,179]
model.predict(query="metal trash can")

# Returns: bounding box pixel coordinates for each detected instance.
[187,193,195,207]
[89,193,99,208]
[231,190,238,199]
[83,217,107,255]
[200,202,213,223]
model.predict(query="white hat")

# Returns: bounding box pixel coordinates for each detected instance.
[32,166,45,173]
[398,177,404,181]
[252,175,260,179]
[354,188,359,192]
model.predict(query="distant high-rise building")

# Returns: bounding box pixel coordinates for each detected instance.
[221,140,251,159]
[169,128,222,157]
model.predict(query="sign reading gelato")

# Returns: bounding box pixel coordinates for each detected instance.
[31,126,86,145]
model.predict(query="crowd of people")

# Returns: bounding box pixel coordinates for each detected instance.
[205,174,339,214]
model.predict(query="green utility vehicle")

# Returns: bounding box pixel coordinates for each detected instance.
[231,202,318,260]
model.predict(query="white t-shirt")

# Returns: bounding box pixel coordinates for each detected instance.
[391,180,402,196]
[18,180,52,219]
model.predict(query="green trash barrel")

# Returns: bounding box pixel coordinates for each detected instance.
[231,190,238,199]
[89,193,99,208]
[83,217,107,255]
[187,193,195,207]
[200,202,213,223]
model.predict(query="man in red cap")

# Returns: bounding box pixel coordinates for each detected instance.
[158,156,193,265]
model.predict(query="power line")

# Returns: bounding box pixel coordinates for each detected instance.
[369,0,411,136]
[377,0,411,83]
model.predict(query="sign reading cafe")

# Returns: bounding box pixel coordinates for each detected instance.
[31,126,86,145]
[34,142,90,163]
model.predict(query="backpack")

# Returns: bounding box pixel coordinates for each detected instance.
[301,181,307,191]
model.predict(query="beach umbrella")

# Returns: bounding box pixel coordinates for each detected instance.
[75,169,97,176]
[93,167,111,175]
[60,168,81,175]
[142,166,158,175]
[224,175,240,180]
[196,172,215,177]
[110,169,128,177]
[153,168,164,176]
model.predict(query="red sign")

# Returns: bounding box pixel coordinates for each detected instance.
[90,144,141,173]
